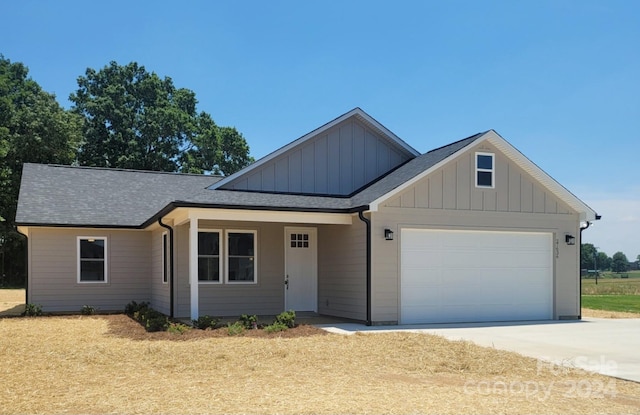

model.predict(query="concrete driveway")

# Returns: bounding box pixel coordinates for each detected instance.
[319,318,640,383]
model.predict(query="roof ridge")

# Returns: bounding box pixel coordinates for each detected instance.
[33,163,223,178]
[425,131,487,154]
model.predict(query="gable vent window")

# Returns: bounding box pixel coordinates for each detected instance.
[475,152,495,188]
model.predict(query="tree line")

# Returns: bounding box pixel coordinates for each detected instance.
[0,56,254,286]
[581,243,638,273]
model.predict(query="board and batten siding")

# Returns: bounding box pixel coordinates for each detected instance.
[317,222,367,321]
[174,221,285,318]
[222,118,413,195]
[27,228,151,312]
[384,142,574,215]
[369,142,582,323]
[150,227,170,315]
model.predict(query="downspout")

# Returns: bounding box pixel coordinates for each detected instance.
[358,210,372,326]
[158,217,174,318]
[15,227,28,306]
[578,216,599,319]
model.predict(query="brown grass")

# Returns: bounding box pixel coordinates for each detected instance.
[1,315,640,414]
[582,308,640,319]
[0,288,24,316]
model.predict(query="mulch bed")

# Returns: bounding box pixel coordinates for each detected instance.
[105,314,329,341]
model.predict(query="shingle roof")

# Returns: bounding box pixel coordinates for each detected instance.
[16,164,222,227]
[15,133,486,228]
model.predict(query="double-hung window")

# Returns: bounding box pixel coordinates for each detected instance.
[198,231,222,283]
[226,230,256,283]
[78,237,107,283]
[475,152,495,188]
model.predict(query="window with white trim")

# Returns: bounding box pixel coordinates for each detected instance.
[162,232,169,284]
[226,230,256,283]
[198,231,222,283]
[475,152,495,188]
[78,237,107,283]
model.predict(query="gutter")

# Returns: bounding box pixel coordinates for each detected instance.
[158,217,174,318]
[357,209,372,326]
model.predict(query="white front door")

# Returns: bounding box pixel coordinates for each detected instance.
[285,227,318,312]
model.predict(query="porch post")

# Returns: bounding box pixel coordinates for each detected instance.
[189,217,199,320]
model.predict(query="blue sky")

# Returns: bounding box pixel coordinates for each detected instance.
[3,0,639,260]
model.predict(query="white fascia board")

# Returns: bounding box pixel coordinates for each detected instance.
[484,131,597,222]
[171,207,353,225]
[210,108,419,190]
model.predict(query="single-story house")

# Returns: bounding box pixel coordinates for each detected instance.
[15,108,599,324]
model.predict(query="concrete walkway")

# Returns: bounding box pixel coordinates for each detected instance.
[318,318,640,383]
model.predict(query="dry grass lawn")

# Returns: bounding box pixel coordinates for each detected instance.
[0,288,24,316]
[1,315,640,414]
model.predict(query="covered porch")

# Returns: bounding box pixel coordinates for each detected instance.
[163,207,367,322]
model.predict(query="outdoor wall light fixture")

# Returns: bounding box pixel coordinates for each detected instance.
[384,229,394,241]
[565,234,576,245]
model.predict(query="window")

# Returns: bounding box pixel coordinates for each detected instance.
[198,231,221,283]
[162,232,169,284]
[290,233,309,248]
[78,237,107,283]
[226,230,256,283]
[475,152,495,188]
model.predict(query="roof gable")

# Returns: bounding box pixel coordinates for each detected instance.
[210,108,419,195]
[368,130,597,221]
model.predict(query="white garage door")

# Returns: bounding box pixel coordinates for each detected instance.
[401,229,553,324]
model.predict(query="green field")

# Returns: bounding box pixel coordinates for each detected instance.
[582,295,640,313]
[582,272,640,314]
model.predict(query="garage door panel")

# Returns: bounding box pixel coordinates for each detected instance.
[401,229,552,324]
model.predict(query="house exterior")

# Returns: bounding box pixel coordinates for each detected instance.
[15,108,598,325]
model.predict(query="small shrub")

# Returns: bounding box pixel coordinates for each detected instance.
[167,322,190,334]
[145,315,169,332]
[81,305,97,315]
[239,314,258,329]
[227,321,245,336]
[23,303,42,317]
[275,310,296,328]
[124,300,149,316]
[193,315,220,330]
[264,322,288,333]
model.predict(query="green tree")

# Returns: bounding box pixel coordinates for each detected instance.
[0,56,82,285]
[611,251,629,273]
[70,61,253,174]
[581,243,597,270]
[596,252,611,271]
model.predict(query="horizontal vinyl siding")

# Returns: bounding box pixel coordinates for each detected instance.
[174,221,285,318]
[28,228,151,312]
[317,222,366,321]
[150,228,170,315]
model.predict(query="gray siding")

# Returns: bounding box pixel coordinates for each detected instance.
[371,209,580,323]
[371,142,582,323]
[223,119,413,195]
[150,227,170,315]
[174,221,286,318]
[27,228,151,312]
[318,222,367,321]
[384,142,574,215]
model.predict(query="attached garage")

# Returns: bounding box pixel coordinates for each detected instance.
[400,228,553,324]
